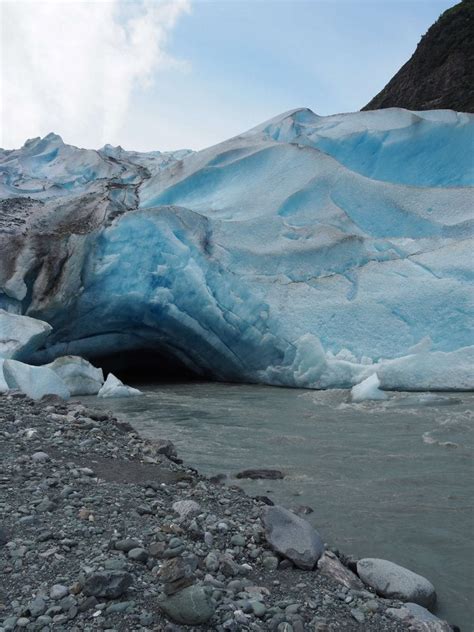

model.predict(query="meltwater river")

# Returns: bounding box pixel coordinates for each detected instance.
[84,383,474,629]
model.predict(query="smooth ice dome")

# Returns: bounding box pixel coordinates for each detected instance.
[3,359,70,400]
[0,108,472,390]
[351,373,388,402]
[0,309,52,361]
[45,355,104,396]
[98,373,142,398]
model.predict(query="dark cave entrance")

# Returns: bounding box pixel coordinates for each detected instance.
[92,349,207,385]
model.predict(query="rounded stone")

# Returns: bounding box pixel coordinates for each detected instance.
[262,505,324,570]
[230,534,246,547]
[128,547,148,562]
[50,585,68,600]
[158,584,215,625]
[356,558,436,609]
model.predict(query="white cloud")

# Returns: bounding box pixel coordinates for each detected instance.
[0,0,190,149]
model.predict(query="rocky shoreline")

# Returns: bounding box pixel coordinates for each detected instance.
[0,392,455,631]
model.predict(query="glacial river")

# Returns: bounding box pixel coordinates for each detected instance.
[84,383,474,630]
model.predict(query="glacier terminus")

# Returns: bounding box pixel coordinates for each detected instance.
[0,107,472,391]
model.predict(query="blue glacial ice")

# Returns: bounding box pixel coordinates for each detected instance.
[0,309,52,360]
[0,108,472,390]
[3,359,70,400]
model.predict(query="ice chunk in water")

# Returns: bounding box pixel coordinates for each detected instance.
[351,373,387,402]
[97,373,142,398]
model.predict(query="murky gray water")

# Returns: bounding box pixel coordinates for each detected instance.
[84,383,474,629]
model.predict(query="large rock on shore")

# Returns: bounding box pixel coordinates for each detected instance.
[386,602,452,631]
[3,359,70,400]
[45,355,104,395]
[0,310,52,361]
[262,505,324,570]
[357,558,436,609]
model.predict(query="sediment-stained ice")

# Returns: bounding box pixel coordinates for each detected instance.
[0,108,472,390]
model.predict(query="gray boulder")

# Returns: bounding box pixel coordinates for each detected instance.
[386,603,451,631]
[83,571,133,599]
[152,438,177,458]
[407,603,452,631]
[357,558,436,609]
[262,505,324,570]
[172,500,201,520]
[158,584,215,625]
[406,603,444,622]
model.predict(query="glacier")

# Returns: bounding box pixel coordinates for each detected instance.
[0,107,472,390]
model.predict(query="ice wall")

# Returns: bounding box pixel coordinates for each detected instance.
[0,108,472,389]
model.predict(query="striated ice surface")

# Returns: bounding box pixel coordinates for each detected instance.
[0,108,472,390]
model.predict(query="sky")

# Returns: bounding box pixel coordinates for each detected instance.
[0,0,458,151]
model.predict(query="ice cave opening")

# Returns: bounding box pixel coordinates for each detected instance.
[90,349,205,385]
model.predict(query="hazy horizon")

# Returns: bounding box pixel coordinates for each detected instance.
[1,0,458,152]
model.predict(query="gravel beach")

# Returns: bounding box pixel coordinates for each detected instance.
[0,393,451,631]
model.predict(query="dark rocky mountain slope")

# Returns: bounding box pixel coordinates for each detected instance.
[363,0,474,112]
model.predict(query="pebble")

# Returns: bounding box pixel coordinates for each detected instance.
[31,452,50,462]
[127,547,148,562]
[351,608,366,623]
[50,585,69,600]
